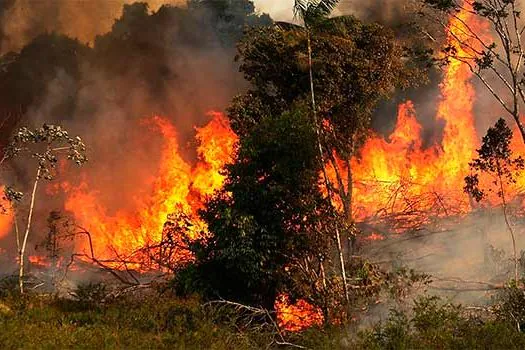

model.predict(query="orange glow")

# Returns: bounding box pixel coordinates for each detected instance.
[29,255,49,267]
[326,4,491,223]
[0,186,13,241]
[366,232,385,241]
[62,112,237,264]
[275,294,324,332]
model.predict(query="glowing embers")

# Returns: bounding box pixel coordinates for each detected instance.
[275,294,324,332]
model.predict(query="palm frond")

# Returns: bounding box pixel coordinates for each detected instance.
[313,0,341,17]
[294,0,340,24]
[293,0,309,20]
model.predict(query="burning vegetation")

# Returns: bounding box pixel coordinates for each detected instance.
[4,0,525,348]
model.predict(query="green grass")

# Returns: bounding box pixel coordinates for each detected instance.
[3,289,525,349]
[0,293,275,350]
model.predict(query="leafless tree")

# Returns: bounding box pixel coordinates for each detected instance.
[2,124,87,293]
[422,0,525,144]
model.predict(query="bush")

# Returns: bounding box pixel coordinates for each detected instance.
[0,275,19,299]
[357,295,525,349]
[66,282,108,311]
[495,285,525,331]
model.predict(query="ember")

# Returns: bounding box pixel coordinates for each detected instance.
[275,294,324,332]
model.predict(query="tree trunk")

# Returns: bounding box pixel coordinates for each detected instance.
[345,157,353,223]
[498,173,519,284]
[512,115,525,148]
[19,168,40,294]
[14,214,20,253]
[307,30,350,306]
[345,157,356,258]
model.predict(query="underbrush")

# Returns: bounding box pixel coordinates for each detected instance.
[0,281,275,349]
[355,292,525,350]
[3,280,525,349]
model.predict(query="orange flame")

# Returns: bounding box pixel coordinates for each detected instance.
[28,255,49,268]
[326,4,491,222]
[62,112,237,263]
[275,294,324,332]
[0,187,13,241]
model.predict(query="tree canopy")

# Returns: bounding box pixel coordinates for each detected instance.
[231,16,423,153]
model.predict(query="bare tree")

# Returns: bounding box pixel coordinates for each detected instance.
[422,0,525,144]
[464,118,524,283]
[3,124,87,293]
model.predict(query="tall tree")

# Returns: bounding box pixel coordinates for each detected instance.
[292,0,350,305]
[229,11,423,304]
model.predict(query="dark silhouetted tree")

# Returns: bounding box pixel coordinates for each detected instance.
[465,118,524,283]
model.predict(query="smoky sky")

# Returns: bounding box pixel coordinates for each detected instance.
[0,1,271,262]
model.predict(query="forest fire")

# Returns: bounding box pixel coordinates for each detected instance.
[0,0,524,337]
[347,5,497,222]
[275,294,324,331]
[61,112,237,263]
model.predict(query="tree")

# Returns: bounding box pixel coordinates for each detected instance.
[464,118,524,283]
[229,12,424,305]
[291,0,353,307]
[3,124,87,293]
[177,107,334,312]
[232,13,422,219]
[0,33,89,145]
[421,0,525,145]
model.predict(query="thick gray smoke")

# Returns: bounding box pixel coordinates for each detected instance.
[0,1,271,273]
[0,0,184,54]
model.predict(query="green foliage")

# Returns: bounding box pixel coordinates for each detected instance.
[0,276,19,299]
[71,282,108,310]
[3,292,525,349]
[0,293,278,350]
[494,285,525,331]
[293,0,341,26]
[177,107,333,309]
[232,16,423,157]
[423,0,457,12]
[358,295,525,349]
